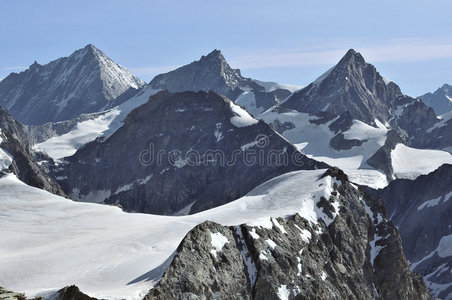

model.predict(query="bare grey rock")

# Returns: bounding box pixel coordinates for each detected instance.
[145,168,432,300]
[149,49,292,115]
[282,49,405,125]
[0,44,144,125]
[372,164,452,299]
[419,84,452,115]
[54,90,324,215]
[0,106,66,196]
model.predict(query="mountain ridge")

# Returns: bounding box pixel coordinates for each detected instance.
[0,44,145,125]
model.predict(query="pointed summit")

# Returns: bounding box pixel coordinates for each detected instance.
[281,49,406,124]
[149,49,252,100]
[337,48,366,67]
[203,49,224,60]
[0,45,145,124]
[419,83,452,115]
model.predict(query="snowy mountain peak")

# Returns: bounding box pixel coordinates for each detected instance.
[29,60,41,68]
[441,83,451,91]
[419,83,452,115]
[0,45,145,124]
[148,49,250,100]
[281,49,408,124]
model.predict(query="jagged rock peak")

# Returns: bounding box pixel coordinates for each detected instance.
[201,49,225,61]
[0,44,145,124]
[338,48,366,66]
[281,48,408,124]
[149,49,251,100]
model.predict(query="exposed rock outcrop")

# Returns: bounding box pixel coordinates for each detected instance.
[0,44,145,125]
[145,168,432,299]
[372,164,452,299]
[55,91,324,214]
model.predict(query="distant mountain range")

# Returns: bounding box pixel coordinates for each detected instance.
[419,84,452,116]
[0,44,451,299]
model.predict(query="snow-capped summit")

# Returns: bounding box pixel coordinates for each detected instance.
[149,49,298,115]
[419,83,452,115]
[0,44,145,125]
[149,49,250,100]
[282,49,406,125]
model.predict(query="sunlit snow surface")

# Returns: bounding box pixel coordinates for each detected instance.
[259,110,389,189]
[33,86,160,160]
[391,143,452,179]
[0,169,340,299]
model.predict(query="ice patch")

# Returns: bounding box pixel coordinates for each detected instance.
[209,231,229,258]
[271,218,287,234]
[299,229,312,243]
[229,101,259,127]
[369,234,386,266]
[438,235,452,258]
[391,144,452,180]
[418,196,442,211]
[249,228,260,239]
[277,284,290,300]
[259,253,268,261]
[235,227,257,288]
[265,239,277,250]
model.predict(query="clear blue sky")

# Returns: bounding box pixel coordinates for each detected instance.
[0,0,451,96]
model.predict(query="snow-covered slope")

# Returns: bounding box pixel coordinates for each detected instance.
[0,168,342,299]
[259,109,388,188]
[390,143,452,179]
[33,85,160,160]
[0,44,145,125]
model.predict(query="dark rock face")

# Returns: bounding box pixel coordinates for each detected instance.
[282,49,405,125]
[277,48,452,160]
[0,106,66,196]
[367,129,405,180]
[55,285,99,300]
[373,164,452,299]
[55,91,324,215]
[149,50,293,115]
[396,100,439,146]
[410,111,452,153]
[0,44,144,125]
[419,84,452,115]
[145,168,432,300]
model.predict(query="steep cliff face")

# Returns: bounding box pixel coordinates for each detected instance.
[282,49,406,125]
[374,164,452,299]
[419,84,452,115]
[0,44,144,125]
[55,91,324,215]
[145,168,432,300]
[149,49,295,115]
[0,106,65,196]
